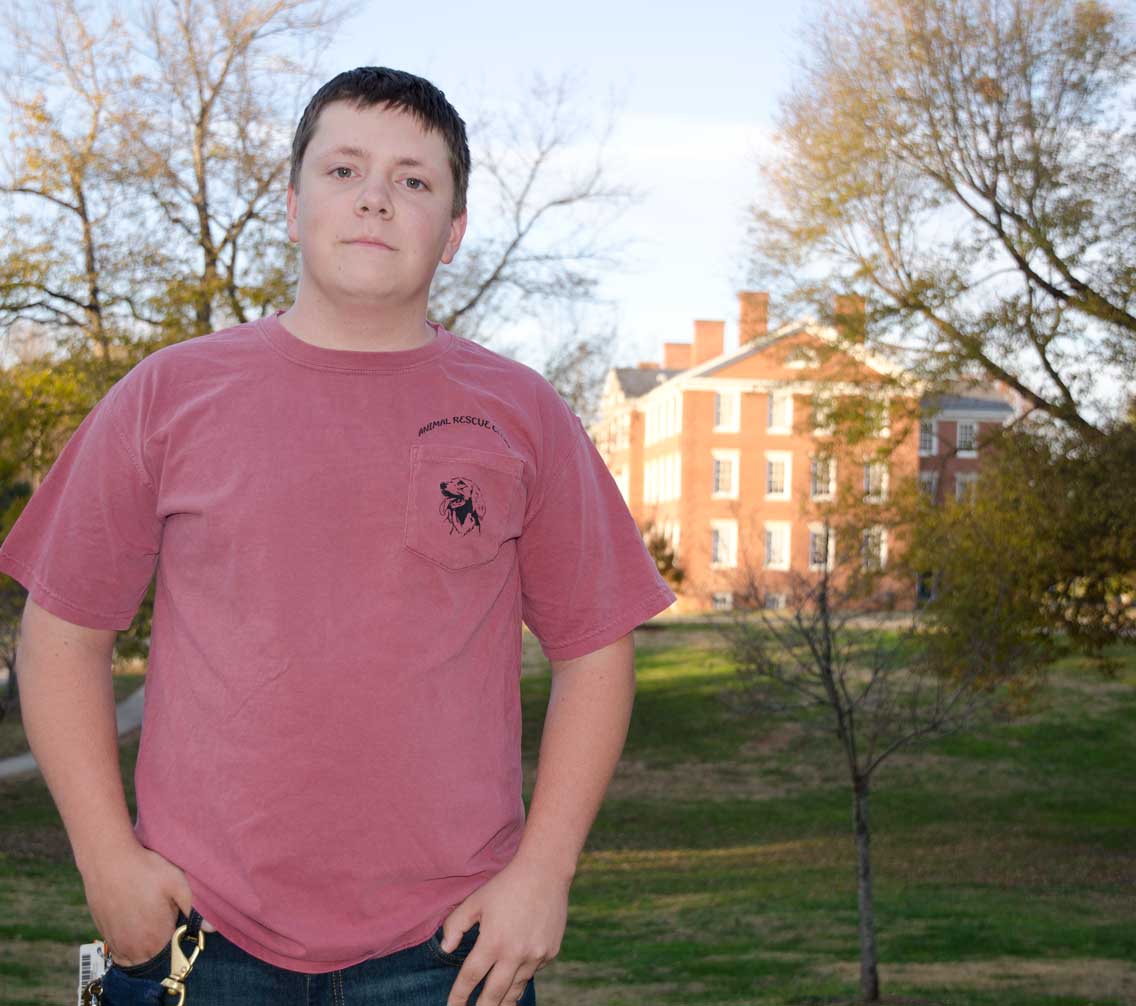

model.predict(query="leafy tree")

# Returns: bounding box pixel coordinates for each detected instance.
[910,418,1136,673]
[1,0,343,350]
[0,2,637,705]
[430,71,636,354]
[751,0,1136,436]
[641,519,685,591]
[719,503,1018,1002]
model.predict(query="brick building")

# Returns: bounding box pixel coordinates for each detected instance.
[590,291,1015,613]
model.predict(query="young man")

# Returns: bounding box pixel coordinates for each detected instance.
[0,67,675,1006]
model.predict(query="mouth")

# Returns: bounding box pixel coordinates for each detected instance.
[348,239,395,250]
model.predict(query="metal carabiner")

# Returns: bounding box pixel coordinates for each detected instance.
[159,923,205,1006]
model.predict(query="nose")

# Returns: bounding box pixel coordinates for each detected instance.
[356,178,393,218]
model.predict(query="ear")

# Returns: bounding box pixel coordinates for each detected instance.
[286,183,299,243]
[440,209,467,265]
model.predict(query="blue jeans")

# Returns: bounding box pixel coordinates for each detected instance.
[99,908,538,1006]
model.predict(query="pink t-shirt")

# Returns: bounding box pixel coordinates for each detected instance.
[0,312,675,973]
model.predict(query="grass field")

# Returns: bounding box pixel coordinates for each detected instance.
[1,624,1133,1005]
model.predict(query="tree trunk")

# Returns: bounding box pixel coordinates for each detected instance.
[853,776,880,1002]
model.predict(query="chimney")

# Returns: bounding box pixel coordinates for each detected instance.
[637,360,660,370]
[833,294,866,343]
[663,342,692,370]
[738,290,769,345]
[692,320,725,366]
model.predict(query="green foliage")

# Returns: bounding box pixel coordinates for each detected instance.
[752,0,1136,435]
[641,519,685,590]
[906,421,1136,680]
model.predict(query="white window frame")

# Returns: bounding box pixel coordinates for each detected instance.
[957,420,978,457]
[713,390,739,432]
[711,591,734,611]
[918,470,939,499]
[765,450,792,500]
[763,520,791,571]
[812,394,834,436]
[785,345,819,369]
[955,471,979,501]
[615,467,630,503]
[710,519,738,569]
[863,460,889,502]
[919,419,938,457]
[711,448,740,499]
[874,398,891,439]
[767,390,793,434]
[808,523,836,571]
[861,526,888,571]
[809,455,836,501]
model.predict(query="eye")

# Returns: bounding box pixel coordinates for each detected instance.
[330,166,353,179]
[404,177,428,190]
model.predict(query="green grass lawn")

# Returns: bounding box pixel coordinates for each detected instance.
[1,628,1133,1005]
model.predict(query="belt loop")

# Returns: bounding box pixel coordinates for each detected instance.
[183,909,204,943]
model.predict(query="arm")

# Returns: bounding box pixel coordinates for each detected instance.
[513,631,636,879]
[438,632,636,1006]
[15,597,195,963]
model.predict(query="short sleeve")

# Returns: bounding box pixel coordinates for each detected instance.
[518,399,675,661]
[0,380,162,631]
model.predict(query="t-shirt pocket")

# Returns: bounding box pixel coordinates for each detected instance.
[404,443,526,570]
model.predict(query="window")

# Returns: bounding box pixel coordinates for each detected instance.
[767,391,793,433]
[644,453,681,504]
[808,523,835,571]
[862,526,887,571]
[764,521,791,571]
[711,591,734,611]
[919,420,937,456]
[710,519,738,568]
[873,400,891,438]
[812,394,834,436]
[957,421,977,455]
[863,461,889,502]
[711,449,739,498]
[645,393,682,446]
[955,472,978,501]
[918,471,939,499]
[713,391,739,432]
[785,344,819,369]
[615,467,630,503]
[810,456,835,500]
[765,451,792,500]
[763,593,787,611]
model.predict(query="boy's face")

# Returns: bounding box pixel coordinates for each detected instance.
[286,100,466,312]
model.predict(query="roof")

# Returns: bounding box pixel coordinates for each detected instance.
[614,367,684,398]
[924,393,1014,415]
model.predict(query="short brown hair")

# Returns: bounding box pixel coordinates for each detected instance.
[290,67,470,218]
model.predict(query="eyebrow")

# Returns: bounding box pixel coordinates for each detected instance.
[317,146,430,170]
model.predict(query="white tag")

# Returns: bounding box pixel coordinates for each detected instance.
[78,941,109,1005]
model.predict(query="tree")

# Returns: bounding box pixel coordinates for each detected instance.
[717,509,1012,1003]
[0,0,346,355]
[641,519,685,591]
[429,72,635,351]
[751,0,1136,437]
[909,416,1136,671]
[1,4,638,706]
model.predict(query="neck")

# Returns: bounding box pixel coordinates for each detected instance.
[280,284,436,352]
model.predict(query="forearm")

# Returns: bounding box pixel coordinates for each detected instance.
[513,633,636,881]
[16,599,137,877]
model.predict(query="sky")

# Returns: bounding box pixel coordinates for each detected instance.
[321,0,814,369]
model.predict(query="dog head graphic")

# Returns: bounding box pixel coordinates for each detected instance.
[438,476,486,535]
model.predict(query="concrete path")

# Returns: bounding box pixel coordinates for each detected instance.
[0,683,146,781]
